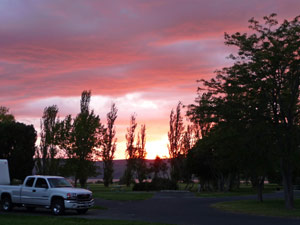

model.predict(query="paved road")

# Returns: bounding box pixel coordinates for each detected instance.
[3,191,300,225]
[74,191,300,225]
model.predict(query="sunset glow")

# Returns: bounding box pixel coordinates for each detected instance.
[1,0,299,159]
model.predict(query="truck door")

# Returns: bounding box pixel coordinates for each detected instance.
[21,177,36,204]
[32,178,50,206]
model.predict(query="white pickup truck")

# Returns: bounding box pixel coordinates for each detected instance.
[0,160,94,215]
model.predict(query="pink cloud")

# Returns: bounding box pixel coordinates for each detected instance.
[1,0,300,158]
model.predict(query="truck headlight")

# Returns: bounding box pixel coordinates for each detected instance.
[66,193,77,200]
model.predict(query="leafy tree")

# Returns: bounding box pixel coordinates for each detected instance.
[101,103,118,187]
[186,93,215,139]
[187,14,300,206]
[221,14,300,208]
[63,90,103,187]
[36,105,60,175]
[0,106,15,122]
[180,125,194,187]
[168,102,184,182]
[180,125,192,156]
[150,156,169,179]
[0,122,36,181]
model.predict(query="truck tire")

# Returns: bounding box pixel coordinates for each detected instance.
[51,199,65,215]
[1,196,13,212]
[77,209,88,214]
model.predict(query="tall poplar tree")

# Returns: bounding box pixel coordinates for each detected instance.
[168,102,184,182]
[124,114,138,186]
[64,90,103,187]
[36,105,60,175]
[136,124,147,183]
[101,103,118,187]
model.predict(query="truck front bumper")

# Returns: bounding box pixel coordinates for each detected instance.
[64,199,94,209]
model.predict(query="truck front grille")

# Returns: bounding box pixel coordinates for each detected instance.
[77,194,91,202]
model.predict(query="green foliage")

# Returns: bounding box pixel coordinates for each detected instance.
[222,14,300,208]
[123,115,149,186]
[0,122,36,181]
[187,14,300,208]
[36,105,61,175]
[0,106,15,122]
[101,103,118,187]
[150,156,169,179]
[133,178,178,191]
[124,114,138,186]
[168,102,185,183]
[135,124,148,183]
[59,91,103,187]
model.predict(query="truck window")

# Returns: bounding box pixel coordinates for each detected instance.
[25,177,35,187]
[35,178,48,189]
[48,178,72,188]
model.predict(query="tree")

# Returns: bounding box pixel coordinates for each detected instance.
[180,125,194,187]
[123,114,138,186]
[222,14,300,208]
[64,90,103,187]
[0,122,36,181]
[168,102,184,182]
[101,103,118,187]
[36,105,60,175]
[0,106,15,122]
[186,93,215,139]
[150,156,169,179]
[136,124,148,183]
[187,14,300,206]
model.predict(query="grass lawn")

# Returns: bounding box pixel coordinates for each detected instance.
[88,183,154,201]
[88,182,279,200]
[195,183,279,198]
[0,214,170,225]
[212,199,300,218]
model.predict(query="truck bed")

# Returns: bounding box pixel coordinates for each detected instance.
[0,185,22,204]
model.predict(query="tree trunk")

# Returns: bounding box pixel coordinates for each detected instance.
[236,174,240,189]
[257,176,264,202]
[225,173,234,192]
[74,177,78,187]
[79,177,86,188]
[218,174,225,192]
[281,159,294,209]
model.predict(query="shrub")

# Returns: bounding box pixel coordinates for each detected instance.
[133,178,178,191]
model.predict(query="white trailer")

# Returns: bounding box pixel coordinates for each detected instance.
[0,159,10,185]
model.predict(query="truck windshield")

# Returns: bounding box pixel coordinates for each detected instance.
[48,178,73,188]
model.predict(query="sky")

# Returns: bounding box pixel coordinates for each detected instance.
[0,0,299,159]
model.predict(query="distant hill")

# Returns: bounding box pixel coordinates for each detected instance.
[92,159,164,180]
[33,159,169,181]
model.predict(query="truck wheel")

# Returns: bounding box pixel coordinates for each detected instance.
[77,209,88,214]
[1,196,13,212]
[51,199,65,215]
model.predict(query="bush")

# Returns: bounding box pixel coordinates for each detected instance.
[133,178,178,191]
